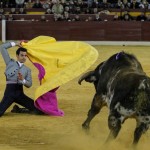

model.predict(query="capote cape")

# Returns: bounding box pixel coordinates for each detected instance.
[22,36,98,100]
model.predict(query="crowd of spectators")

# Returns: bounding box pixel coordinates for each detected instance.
[0,0,150,22]
[1,0,150,11]
[1,0,150,12]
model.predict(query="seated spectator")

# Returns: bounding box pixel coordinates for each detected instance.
[64,6,70,13]
[60,0,66,7]
[132,0,141,9]
[0,14,6,20]
[113,12,120,20]
[0,15,2,21]
[109,0,117,8]
[99,0,110,9]
[63,11,72,21]
[45,8,53,14]
[146,14,150,21]
[77,0,85,11]
[15,0,25,8]
[123,14,132,21]
[85,16,93,21]
[32,0,43,8]
[87,0,92,8]
[136,12,147,21]
[8,0,16,8]
[74,6,81,14]
[53,13,64,21]
[7,14,15,21]
[40,15,48,21]
[0,1,7,8]
[52,0,64,14]
[122,0,132,9]
[116,0,123,8]
[71,0,76,7]
[100,9,110,15]
[0,1,6,8]
[82,0,88,9]
[139,1,148,9]
[72,14,81,21]
[120,10,133,21]
[18,8,27,14]
[84,7,92,14]
[25,0,33,8]
[91,7,99,14]
[68,0,76,14]
[0,8,5,15]
[42,0,51,9]
[93,13,102,21]
[91,0,99,9]
[9,8,17,14]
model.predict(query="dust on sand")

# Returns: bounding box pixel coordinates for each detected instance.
[0,45,150,150]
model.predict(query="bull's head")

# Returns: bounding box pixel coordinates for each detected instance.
[78,62,105,85]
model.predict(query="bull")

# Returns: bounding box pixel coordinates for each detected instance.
[78,51,150,146]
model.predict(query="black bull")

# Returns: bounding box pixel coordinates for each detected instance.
[78,51,150,145]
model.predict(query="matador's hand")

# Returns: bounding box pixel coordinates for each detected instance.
[18,72,24,81]
[15,41,22,47]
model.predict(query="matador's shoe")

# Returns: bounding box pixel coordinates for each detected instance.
[11,105,31,113]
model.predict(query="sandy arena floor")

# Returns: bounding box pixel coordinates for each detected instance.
[0,45,150,150]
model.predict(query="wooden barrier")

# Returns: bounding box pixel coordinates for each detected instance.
[1,20,150,41]
[2,21,148,41]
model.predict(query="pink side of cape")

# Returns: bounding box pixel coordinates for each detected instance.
[33,63,64,116]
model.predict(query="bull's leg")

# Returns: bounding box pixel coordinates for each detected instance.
[82,94,104,130]
[133,121,149,145]
[105,113,121,143]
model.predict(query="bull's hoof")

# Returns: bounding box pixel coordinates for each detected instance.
[82,123,90,130]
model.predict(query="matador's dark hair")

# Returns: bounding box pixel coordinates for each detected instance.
[16,47,27,55]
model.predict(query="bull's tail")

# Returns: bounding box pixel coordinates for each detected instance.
[78,71,96,85]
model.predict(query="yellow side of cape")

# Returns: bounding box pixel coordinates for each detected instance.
[22,36,98,100]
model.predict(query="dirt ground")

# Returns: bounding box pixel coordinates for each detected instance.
[0,45,150,150]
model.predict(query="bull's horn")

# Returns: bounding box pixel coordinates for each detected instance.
[78,71,94,85]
